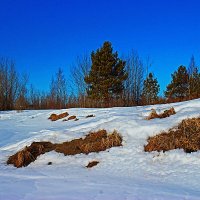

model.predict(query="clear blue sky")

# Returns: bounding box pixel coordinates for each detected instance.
[0,0,200,94]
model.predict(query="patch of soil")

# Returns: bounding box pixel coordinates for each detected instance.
[144,117,200,153]
[48,112,69,121]
[146,107,176,120]
[7,130,122,168]
[68,115,76,120]
[86,114,95,118]
[86,161,99,168]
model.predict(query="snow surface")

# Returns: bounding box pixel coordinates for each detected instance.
[1,99,200,199]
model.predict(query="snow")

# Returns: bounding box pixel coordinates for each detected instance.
[1,99,200,199]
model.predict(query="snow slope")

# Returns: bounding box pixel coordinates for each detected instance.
[1,99,200,199]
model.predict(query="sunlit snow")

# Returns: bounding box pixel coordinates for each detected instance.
[1,99,200,199]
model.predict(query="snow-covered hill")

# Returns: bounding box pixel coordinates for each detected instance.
[1,99,200,199]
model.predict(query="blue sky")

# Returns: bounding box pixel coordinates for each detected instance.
[0,0,200,94]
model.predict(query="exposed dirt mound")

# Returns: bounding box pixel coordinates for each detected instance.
[48,112,69,121]
[86,114,95,118]
[86,161,99,168]
[144,117,200,153]
[7,130,122,168]
[146,107,176,120]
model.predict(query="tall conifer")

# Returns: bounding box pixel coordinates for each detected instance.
[165,65,189,100]
[142,73,160,104]
[85,41,127,107]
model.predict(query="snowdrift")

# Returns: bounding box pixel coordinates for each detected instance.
[1,99,200,199]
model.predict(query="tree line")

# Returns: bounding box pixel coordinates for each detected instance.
[0,41,200,110]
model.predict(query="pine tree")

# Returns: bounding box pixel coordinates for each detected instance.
[165,65,189,100]
[85,41,127,107]
[142,73,160,105]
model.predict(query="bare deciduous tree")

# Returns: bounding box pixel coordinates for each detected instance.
[70,55,91,107]
[124,51,145,106]
[0,57,28,110]
[187,55,200,98]
[49,68,67,109]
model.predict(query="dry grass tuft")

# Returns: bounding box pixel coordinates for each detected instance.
[48,112,69,121]
[7,142,54,168]
[68,115,77,120]
[146,109,159,120]
[144,117,200,153]
[146,107,176,120]
[7,130,122,168]
[86,161,99,168]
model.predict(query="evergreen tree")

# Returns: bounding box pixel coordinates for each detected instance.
[142,73,160,104]
[85,41,127,107]
[165,65,189,100]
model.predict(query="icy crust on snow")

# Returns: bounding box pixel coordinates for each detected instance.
[1,99,200,199]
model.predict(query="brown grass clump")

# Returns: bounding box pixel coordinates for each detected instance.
[48,114,57,121]
[144,117,200,153]
[78,130,122,154]
[159,107,176,118]
[7,130,122,168]
[7,142,55,168]
[146,109,159,120]
[146,107,176,120]
[48,112,69,121]
[63,117,79,122]
[68,115,76,120]
[86,161,99,168]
